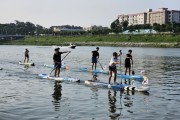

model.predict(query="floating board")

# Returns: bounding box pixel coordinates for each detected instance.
[43,64,67,69]
[79,68,108,74]
[79,67,143,82]
[19,61,35,66]
[38,74,80,82]
[84,80,150,92]
[117,74,143,82]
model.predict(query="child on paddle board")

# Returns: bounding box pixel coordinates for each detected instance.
[124,49,133,75]
[53,47,71,77]
[108,52,121,86]
[141,70,149,86]
[92,47,99,70]
[24,48,29,63]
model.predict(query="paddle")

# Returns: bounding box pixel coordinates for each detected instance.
[132,64,135,75]
[97,60,104,71]
[119,50,122,84]
[50,51,71,76]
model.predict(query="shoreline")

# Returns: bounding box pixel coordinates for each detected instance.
[0,35,180,48]
[1,41,180,48]
[72,42,180,48]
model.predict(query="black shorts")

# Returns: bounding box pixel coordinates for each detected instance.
[25,54,29,58]
[109,66,116,71]
[55,63,61,68]
[92,57,97,63]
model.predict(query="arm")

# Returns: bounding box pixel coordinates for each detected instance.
[97,52,99,59]
[61,51,71,54]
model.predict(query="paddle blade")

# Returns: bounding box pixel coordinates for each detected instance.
[132,70,135,75]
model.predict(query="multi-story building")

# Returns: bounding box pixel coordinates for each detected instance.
[118,13,147,26]
[118,8,180,26]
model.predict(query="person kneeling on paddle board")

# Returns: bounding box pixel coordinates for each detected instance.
[141,70,149,86]
[53,47,70,77]
[108,52,121,87]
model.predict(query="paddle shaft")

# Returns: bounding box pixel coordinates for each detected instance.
[98,60,104,70]
[119,50,122,84]
[132,64,135,75]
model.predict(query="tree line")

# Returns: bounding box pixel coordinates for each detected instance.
[0,20,52,35]
[110,19,180,33]
[1,20,180,36]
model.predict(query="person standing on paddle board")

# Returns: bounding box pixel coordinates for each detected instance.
[92,47,99,70]
[53,47,70,77]
[24,48,29,63]
[108,52,121,85]
[124,49,133,75]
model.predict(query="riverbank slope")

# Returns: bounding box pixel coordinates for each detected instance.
[0,34,180,48]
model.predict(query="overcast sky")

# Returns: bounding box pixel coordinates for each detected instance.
[0,0,179,28]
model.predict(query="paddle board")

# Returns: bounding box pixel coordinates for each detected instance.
[43,64,67,69]
[84,80,150,92]
[79,68,108,74]
[38,73,80,82]
[79,67,143,82]
[19,61,35,66]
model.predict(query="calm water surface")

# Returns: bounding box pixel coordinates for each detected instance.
[0,45,180,120]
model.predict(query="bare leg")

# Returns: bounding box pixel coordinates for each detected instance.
[95,63,97,70]
[108,71,112,84]
[54,69,57,77]
[58,69,60,77]
[24,57,26,63]
[114,70,117,84]
[129,67,131,75]
[92,63,94,70]
[124,67,127,75]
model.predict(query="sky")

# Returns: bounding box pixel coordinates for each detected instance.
[0,0,179,28]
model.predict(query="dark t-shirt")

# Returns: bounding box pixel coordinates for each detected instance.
[53,52,63,62]
[92,50,99,58]
[125,54,132,67]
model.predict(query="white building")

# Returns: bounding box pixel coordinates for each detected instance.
[118,8,180,26]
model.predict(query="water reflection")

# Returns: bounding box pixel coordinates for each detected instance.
[52,81,62,111]
[108,89,121,120]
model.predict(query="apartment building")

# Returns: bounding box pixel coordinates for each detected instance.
[118,8,180,26]
[118,13,147,26]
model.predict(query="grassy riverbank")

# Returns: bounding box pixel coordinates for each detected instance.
[0,34,180,48]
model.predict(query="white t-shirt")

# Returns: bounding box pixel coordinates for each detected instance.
[109,57,118,67]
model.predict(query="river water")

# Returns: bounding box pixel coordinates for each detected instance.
[0,45,179,120]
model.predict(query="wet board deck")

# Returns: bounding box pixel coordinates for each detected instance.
[79,68,143,82]
[19,61,35,66]
[84,80,150,92]
[43,64,67,69]
[38,74,80,82]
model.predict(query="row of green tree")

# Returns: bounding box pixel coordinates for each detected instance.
[0,20,51,35]
[110,19,180,33]
[0,20,111,36]
[1,20,180,36]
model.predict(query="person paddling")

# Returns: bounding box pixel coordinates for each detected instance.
[24,48,29,63]
[91,47,99,70]
[53,47,71,77]
[124,49,133,75]
[108,52,121,86]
